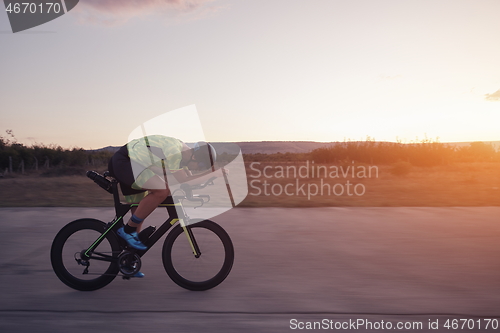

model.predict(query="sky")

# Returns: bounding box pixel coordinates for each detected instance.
[1,0,499,149]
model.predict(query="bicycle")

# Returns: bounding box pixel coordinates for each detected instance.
[50,171,234,292]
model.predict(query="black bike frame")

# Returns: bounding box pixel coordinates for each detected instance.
[83,180,201,262]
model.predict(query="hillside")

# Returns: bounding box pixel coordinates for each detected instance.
[93,141,334,154]
[93,140,500,155]
[224,141,336,154]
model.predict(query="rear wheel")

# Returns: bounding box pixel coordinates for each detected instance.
[51,219,121,291]
[162,220,234,291]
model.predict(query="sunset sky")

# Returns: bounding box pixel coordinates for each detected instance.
[1,0,499,149]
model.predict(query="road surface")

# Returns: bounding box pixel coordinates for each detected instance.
[1,207,499,332]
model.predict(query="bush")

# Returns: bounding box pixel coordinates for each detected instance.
[40,166,86,177]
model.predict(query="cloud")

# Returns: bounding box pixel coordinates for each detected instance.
[81,0,213,14]
[485,89,500,102]
[74,0,218,25]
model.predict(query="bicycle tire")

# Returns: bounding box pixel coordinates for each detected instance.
[162,220,234,291]
[50,219,121,291]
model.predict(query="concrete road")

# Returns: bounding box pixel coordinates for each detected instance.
[0,207,499,332]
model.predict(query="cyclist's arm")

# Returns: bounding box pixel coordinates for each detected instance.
[171,167,215,183]
[147,165,215,186]
[145,166,192,185]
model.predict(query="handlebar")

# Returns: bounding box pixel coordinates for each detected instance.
[177,176,217,207]
[180,176,217,192]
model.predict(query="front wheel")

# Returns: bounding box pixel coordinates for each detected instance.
[50,219,121,291]
[162,220,234,291]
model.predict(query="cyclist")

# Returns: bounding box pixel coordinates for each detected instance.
[108,135,216,276]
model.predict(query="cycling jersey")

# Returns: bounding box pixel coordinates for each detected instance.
[127,135,183,189]
[108,135,184,202]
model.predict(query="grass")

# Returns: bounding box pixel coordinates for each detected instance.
[0,175,114,207]
[0,162,499,207]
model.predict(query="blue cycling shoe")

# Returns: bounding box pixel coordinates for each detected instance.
[117,227,147,251]
[133,271,145,278]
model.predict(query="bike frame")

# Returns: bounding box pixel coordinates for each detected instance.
[83,180,201,264]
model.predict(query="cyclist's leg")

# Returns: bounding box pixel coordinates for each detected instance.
[118,187,168,252]
[126,179,169,226]
[109,149,150,233]
[109,150,150,249]
[123,176,169,234]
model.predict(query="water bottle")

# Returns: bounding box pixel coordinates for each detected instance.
[139,226,156,244]
[86,170,113,194]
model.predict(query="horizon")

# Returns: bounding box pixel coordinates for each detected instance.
[3,134,500,151]
[83,138,500,151]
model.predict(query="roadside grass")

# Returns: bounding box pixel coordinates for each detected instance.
[0,162,499,207]
[241,162,500,207]
[0,174,114,207]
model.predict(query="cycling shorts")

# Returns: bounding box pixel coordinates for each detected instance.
[108,145,148,202]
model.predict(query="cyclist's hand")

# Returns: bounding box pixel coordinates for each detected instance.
[183,167,193,177]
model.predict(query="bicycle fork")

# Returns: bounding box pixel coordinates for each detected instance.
[180,219,201,258]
